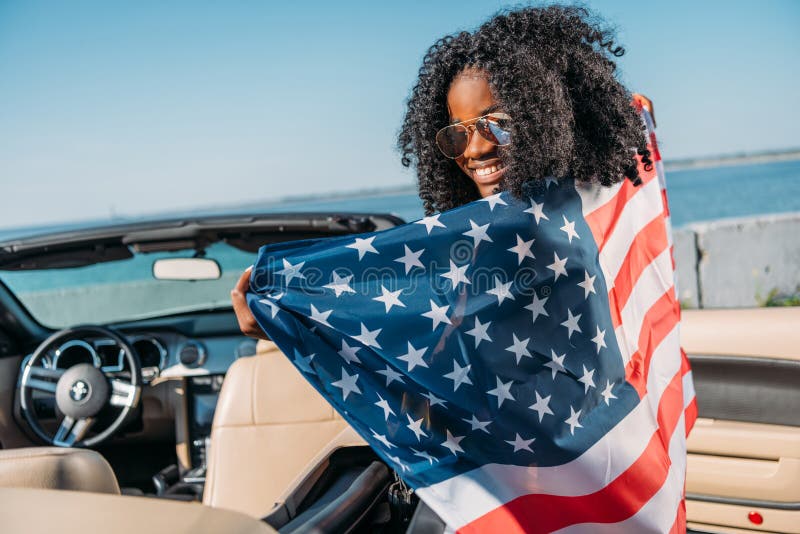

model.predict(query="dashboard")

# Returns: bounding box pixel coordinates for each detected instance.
[26,331,259,383]
[18,323,260,468]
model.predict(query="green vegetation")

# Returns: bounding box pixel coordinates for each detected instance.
[759,286,800,307]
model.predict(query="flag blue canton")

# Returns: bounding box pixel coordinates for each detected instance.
[248,178,639,488]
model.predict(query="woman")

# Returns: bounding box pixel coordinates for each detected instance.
[233,5,652,336]
[233,7,689,532]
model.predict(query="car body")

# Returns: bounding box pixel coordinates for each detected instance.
[0,211,797,534]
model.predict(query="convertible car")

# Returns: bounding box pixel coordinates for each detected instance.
[0,211,796,533]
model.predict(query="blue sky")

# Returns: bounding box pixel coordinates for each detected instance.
[1,1,798,229]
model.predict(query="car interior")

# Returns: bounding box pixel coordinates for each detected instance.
[0,213,797,534]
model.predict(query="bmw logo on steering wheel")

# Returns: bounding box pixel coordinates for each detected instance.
[69,380,91,403]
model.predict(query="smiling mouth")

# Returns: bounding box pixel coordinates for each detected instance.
[470,161,507,183]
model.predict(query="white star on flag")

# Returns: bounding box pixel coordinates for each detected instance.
[505,333,532,364]
[421,300,451,330]
[578,365,596,393]
[346,236,379,260]
[309,304,333,327]
[331,368,361,400]
[547,252,568,281]
[292,349,315,375]
[465,317,492,347]
[441,430,465,455]
[324,271,355,297]
[415,214,446,234]
[394,245,425,274]
[592,326,607,354]
[398,341,428,371]
[462,219,493,248]
[462,415,491,434]
[374,394,395,421]
[561,308,582,339]
[505,433,535,453]
[577,270,597,299]
[560,214,580,243]
[524,198,549,224]
[411,447,437,464]
[507,234,535,264]
[371,430,396,449]
[372,285,406,312]
[486,276,514,305]
[529,391,554,422]
[388,455,410,472]
[276,259,306,284]
[545,349,567,379]
[524,291,549,323]
[376,365,404,387]
[487,376,515,408]
[480,192,508,211]
[258,297,282,319]
[441,260,471,288]
[353,322,382,349]
[337,339,362,364]
[443,360,473,391]
[422,391,448,408]
[406,415,428,441]
[565,406,583,435]
[601,380,618,405]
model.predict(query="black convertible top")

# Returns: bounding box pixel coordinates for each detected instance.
[0,211,405,271]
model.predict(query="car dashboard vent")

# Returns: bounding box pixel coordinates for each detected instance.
[178,341,206,368]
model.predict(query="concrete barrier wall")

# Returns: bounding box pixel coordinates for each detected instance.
[673,212,800,308]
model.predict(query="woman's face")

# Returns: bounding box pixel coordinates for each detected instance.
[446,70,507,198]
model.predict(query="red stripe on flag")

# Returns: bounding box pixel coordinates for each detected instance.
[459,368,686,534]
[609,215,670,327]
[625,288,681,397]
[684,398,698,438]
[661,188,671,217]
[669,496,687,534]
[680,350,697,435]
[585,160,658,247]
[649,132,662,162]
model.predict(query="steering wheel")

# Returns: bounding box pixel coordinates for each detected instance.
[19,325,142,448]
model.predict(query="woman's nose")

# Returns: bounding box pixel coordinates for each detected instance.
[462,127,494,160]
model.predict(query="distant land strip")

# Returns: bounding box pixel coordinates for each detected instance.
[265,147,800,205]
[664,147,800,171]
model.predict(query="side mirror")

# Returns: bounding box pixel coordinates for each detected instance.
[152,258,221,281]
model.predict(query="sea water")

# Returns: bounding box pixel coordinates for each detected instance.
[226,159,800,228]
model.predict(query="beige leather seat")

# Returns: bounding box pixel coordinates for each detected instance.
[0,446,120,494]
[203,339,361,518]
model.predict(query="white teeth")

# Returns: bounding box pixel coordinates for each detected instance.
[475,163,505,176]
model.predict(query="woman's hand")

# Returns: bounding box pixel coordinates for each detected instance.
[231,266,269,340]
[632,93,656,127]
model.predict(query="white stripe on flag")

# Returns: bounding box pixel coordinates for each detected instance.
[577,180,622,217]
[554,413,687,534]
[598,177,664,290]
[683,370,695,409]
[416,325,682,530]
[616,247,674,363]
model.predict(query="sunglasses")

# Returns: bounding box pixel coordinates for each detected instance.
[435,112,512,159]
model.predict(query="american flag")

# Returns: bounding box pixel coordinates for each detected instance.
[247,109,697,533]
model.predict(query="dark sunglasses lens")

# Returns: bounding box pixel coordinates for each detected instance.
[436,125,469,158]
[477,116,512,146]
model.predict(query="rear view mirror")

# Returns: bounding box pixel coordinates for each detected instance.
[152,258,221,281]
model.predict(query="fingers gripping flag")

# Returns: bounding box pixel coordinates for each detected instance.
[247,111,695,533]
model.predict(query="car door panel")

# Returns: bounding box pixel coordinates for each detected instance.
[682,308,800,534]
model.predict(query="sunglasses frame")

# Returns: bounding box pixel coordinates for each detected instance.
[435,112,512,159]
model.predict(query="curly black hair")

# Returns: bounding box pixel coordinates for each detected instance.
[398,5,652,215]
